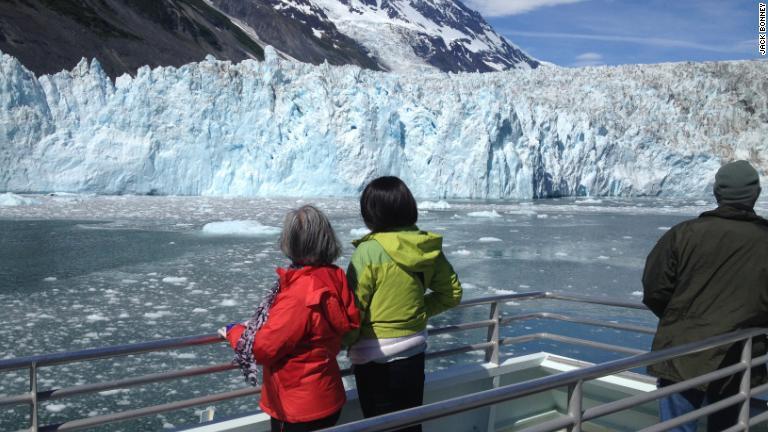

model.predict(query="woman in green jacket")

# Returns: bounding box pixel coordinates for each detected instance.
[346,176,463,432]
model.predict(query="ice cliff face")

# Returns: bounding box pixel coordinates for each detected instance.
[1,48,766,199]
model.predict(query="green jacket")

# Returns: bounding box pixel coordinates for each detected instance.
[643,205,768,391]
[344,226,462,344]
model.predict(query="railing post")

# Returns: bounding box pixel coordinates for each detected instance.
[485,301,501,432]
[485,301,500,365]
[567,380,583,432]
[30,363,38,432]
[739,336,753,430]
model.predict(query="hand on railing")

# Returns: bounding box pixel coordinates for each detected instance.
[218,323,238,339]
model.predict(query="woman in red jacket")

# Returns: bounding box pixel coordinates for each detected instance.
[222,205,359,432]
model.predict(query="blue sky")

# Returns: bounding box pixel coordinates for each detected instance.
[461,0,764,67]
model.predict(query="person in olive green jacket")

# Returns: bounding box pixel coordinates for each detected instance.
[346,176,462,432]
[643,160,768,431]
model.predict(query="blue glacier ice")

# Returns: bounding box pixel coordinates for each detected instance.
[1,47,766,199]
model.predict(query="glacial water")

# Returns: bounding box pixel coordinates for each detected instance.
[2,195,765,431]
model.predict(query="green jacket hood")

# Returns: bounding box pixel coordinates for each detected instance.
[353,226,442,272]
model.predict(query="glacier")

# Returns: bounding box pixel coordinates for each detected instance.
[0,47,766,199]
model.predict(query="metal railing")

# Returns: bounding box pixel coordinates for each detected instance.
[0,291,763,431]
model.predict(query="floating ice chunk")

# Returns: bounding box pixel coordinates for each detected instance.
[478,237,502,242]
[0,192,37,206]
[350,228,370,237]
[43,277,57,282]
[170,352,197,359]
[518,284,530,289]
[143,311,173,319]
[219,299,237,307]
[467,210,501,218]
[99,389,129,396]
[419,200,451,210]
[45,404,68,413]
[576,198,603,204]
[86,313,109,322]
[192,308,209,313]
[493,289,518,295]
[536,214,549,219]
[202,220,280,236]
[555,252,568,257]
[162,277,188,285]
[596,255,610,260]
[451,249,471,256]
[631,291,643,296]
[657,226,671,231]
[622,236,633,239]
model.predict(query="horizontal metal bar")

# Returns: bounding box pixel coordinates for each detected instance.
[39,387,260,431]
[722,424,746,432]
[750,409,768,427]
[637,392,746,432]
[583,361,747,421]
[501,312,656,335]
[427,319,495,336]
[456,292,548,308]
[501,333,647,356]
[751,381,768,395]
[0,334,222,372]
[753,353,768,365]
[39,362,237,401]
[0,392,33,407]
[426,342,495,360]
[544,292,649,310]
[518,414,574,432]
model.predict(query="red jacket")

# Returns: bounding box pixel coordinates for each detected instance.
[226,265,359,423]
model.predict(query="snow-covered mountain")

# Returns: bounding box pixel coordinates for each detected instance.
[1,49,765,198]
[0,0,536,77]
[211,0,539,73]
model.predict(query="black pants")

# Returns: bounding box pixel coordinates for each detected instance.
[353,353,425,432]
[270,410,341,432]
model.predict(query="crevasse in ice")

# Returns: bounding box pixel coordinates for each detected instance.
[1,47,766,199]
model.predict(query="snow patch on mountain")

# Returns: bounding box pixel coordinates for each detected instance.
[259,0,537,73]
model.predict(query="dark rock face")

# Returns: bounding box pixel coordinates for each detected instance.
[209,0,383,70]
[0,0,536,78]
[0,0,265,78]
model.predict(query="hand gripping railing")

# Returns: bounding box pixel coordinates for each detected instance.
[1,291,759,431]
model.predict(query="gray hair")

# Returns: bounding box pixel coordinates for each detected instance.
[279,205,341,266]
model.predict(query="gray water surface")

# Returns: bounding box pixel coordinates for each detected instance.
[1,195,746,431]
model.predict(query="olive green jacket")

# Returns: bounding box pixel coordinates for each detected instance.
[643,205,768,391]
[344,226,462,344]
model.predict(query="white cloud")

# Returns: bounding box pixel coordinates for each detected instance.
[463,0,589,16]
[573,52,604,67]
[501,30,750,53]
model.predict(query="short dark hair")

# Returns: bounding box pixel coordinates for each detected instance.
[280,205,341,266]
[360,176,418,232]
